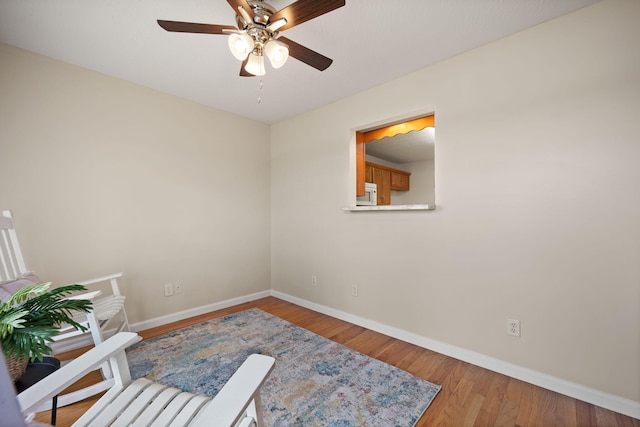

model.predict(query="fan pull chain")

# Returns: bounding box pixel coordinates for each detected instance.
[257,79,263,104]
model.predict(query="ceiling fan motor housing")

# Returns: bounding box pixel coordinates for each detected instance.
[237,0,276,28]
[235,0,282,60]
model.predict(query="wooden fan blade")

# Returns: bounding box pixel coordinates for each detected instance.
[270,0,345,31]
[227,0,255,23]
[157,20,236,34]
[240,58,255,77]
[279,36,333,71]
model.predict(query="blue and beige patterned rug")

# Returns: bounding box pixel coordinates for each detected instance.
[126,308,441,426]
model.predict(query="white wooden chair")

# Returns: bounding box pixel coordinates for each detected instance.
[51,272,131,355]
[5,332,276,427]
[0,209,131,405]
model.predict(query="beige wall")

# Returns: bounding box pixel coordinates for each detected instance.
[271,0,640,403]
[0,44,271,323]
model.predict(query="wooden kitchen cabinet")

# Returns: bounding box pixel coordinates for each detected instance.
[365,163,374,183]
[391,171,410,191]
[365,162,410,205]
[374,167,391,205]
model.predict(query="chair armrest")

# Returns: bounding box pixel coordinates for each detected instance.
[75,272,125,298]
[65,290,102,301]
[192,354,275,426]
[17,332,141,414]
[75,272,123,287]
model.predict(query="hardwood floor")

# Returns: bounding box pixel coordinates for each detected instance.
[38,297,639,426]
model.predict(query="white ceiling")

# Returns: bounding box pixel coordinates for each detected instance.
[366,127,435,164]
[0,0,598,124]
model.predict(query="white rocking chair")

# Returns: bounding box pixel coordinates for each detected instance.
[0,209,131,405]
[4,332,276,427]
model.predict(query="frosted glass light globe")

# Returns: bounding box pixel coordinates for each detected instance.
[228,33,254,60]
[264,39,289,69]
[245,52,266,76]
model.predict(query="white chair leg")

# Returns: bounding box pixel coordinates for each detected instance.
[252,394,264,427]
[87,310,112,379]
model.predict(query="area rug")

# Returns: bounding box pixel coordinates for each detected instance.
[126,308,441,426]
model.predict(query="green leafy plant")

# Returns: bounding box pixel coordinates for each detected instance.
[0,282,92,362]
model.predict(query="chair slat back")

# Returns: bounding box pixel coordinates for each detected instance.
[0,210,28,282]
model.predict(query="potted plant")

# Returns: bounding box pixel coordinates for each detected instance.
[0,282,92,380]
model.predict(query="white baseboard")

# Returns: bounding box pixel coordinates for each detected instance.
[271,290,640,420]
[129,290,272,332]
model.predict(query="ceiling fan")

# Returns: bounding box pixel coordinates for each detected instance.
[157,0,346,77]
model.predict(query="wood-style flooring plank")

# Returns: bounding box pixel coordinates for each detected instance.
[344,329,395,357]
[376,339,424,368]
[463,393,485,426]
[36,296,638,426]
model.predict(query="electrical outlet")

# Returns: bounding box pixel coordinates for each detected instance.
[164,283,174,297]
[507,318,520,337]
[311,275,317,286]
[351,284,358,297]
[174,282,183,294]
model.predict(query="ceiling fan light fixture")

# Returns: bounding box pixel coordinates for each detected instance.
[228,32,254,60]
[264,39,289,69]
[245,52,266,76]
[158,0,346,77]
